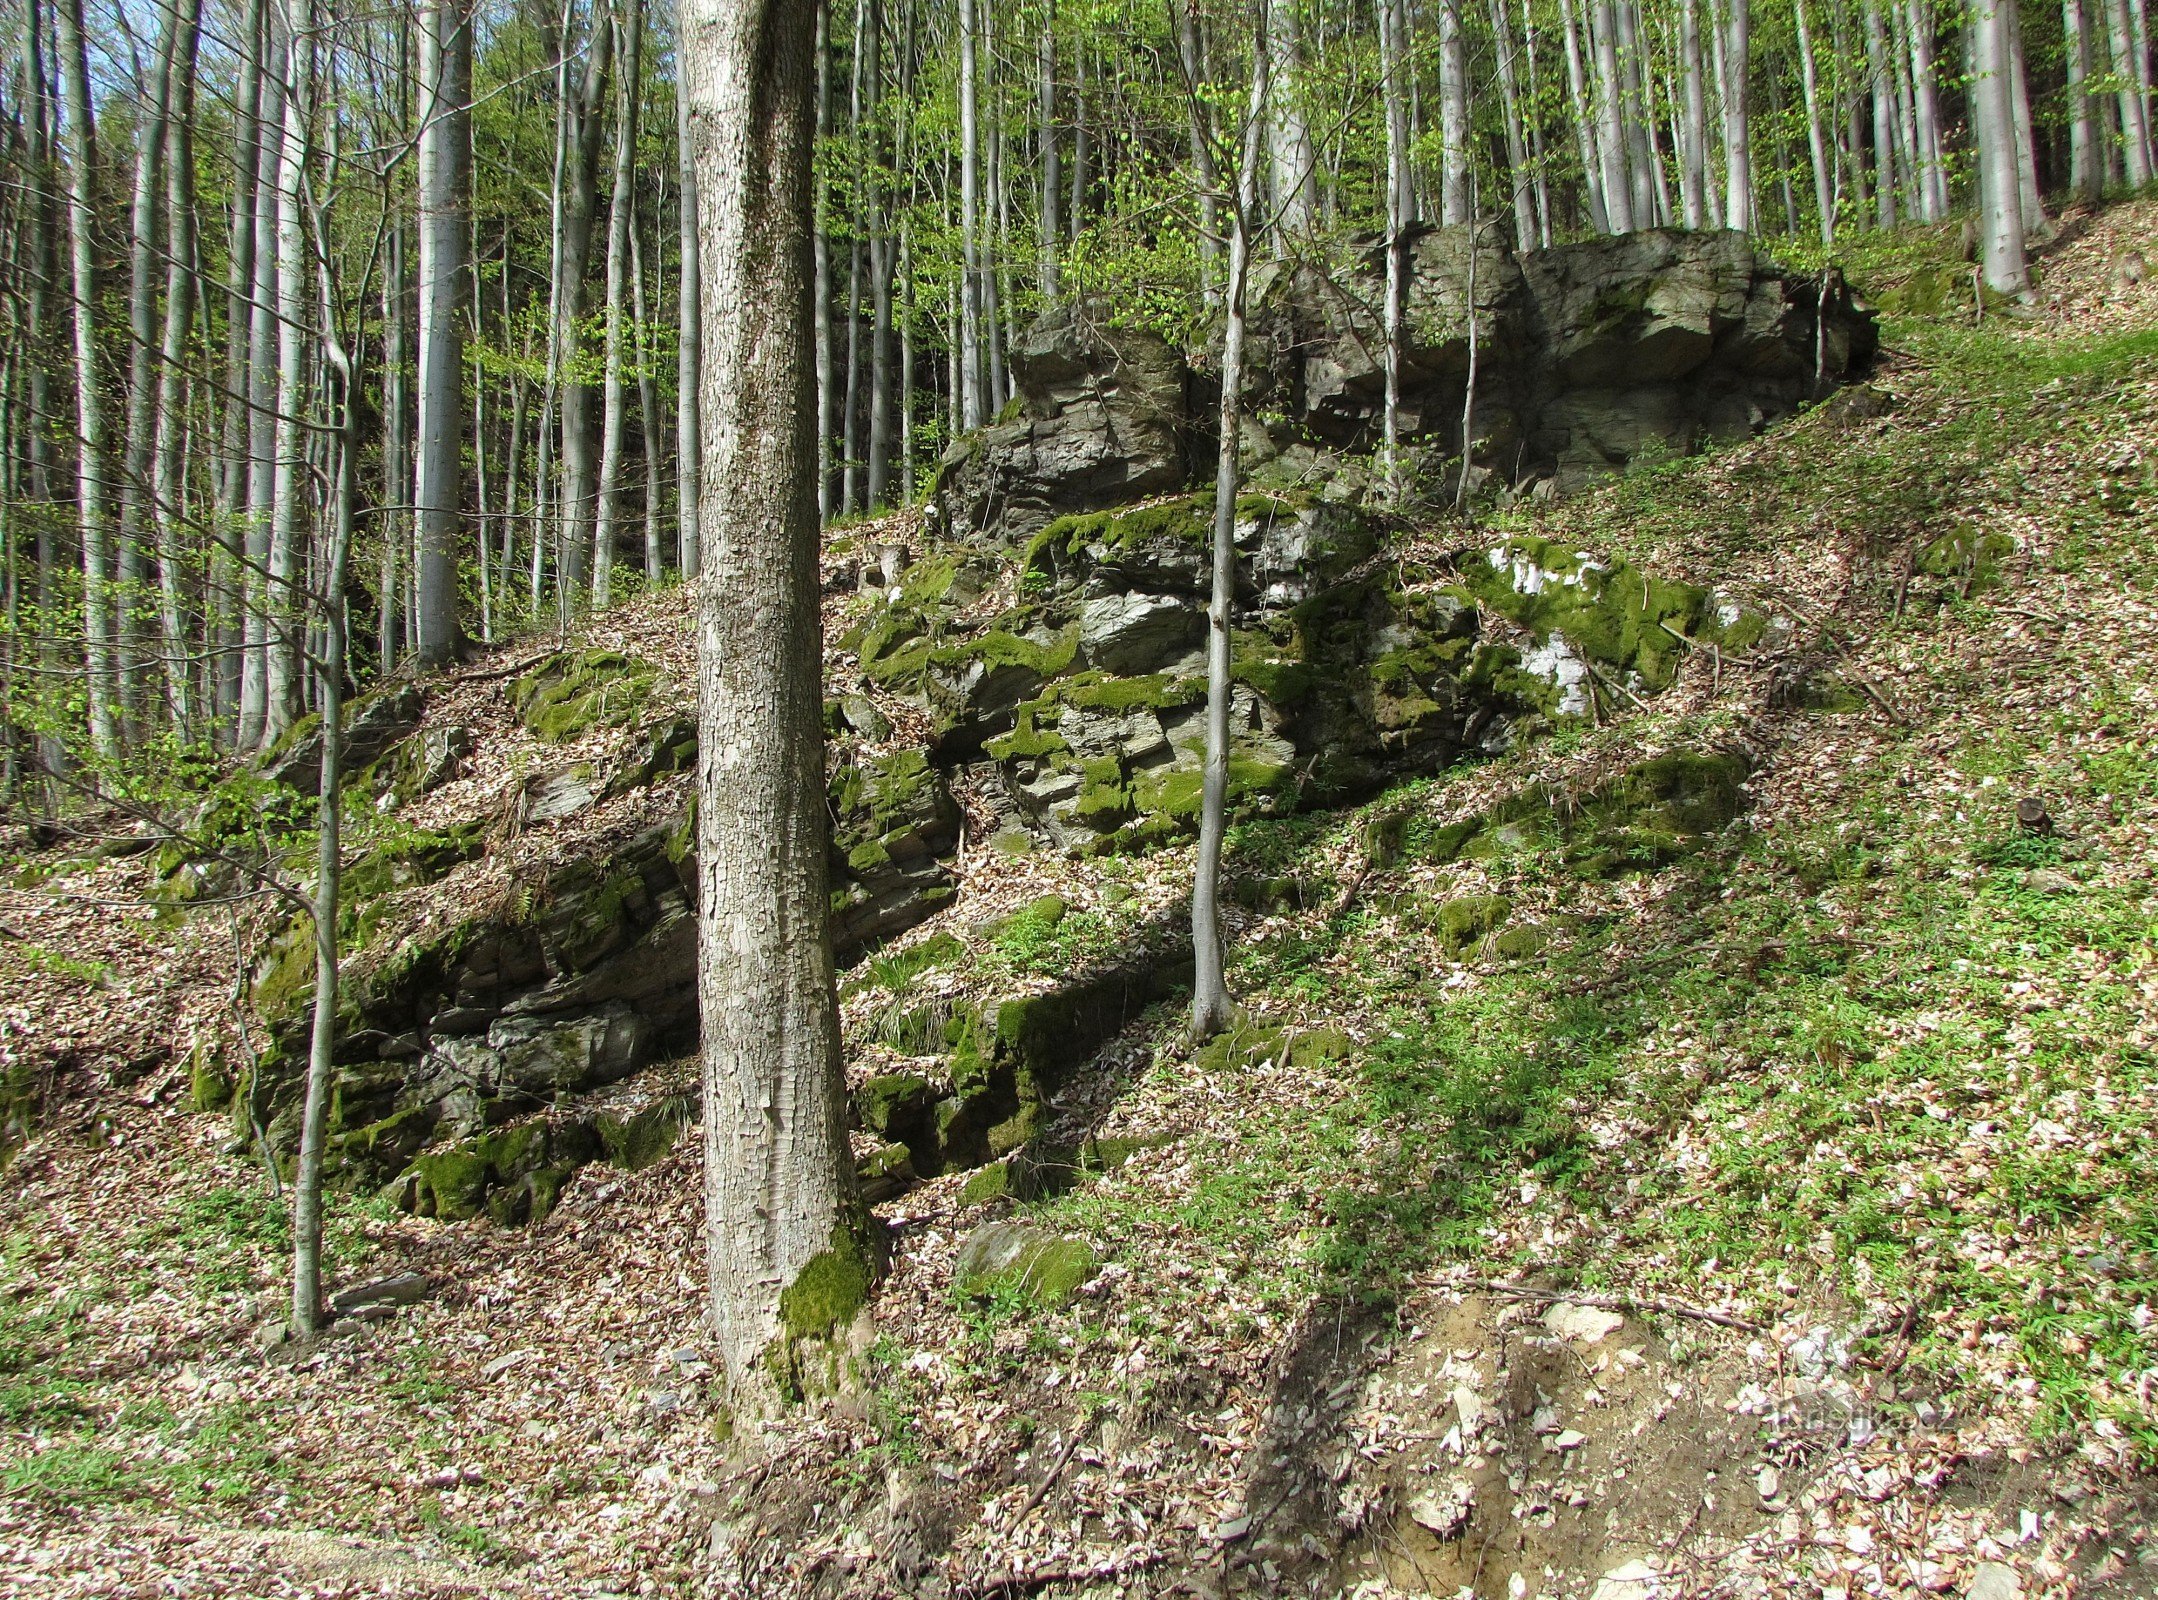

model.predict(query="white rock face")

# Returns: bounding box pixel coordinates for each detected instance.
[1966,1563,2023,1600]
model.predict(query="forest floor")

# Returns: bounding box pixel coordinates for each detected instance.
[3,203,2157,1600]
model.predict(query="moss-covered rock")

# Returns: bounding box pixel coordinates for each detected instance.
[1463,536,1764,703]
[1434,894,1513,953]
[508,650,657,743]
[953,1220,1097,1308]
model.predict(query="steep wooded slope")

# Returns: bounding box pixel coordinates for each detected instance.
[1,205,2155,1599]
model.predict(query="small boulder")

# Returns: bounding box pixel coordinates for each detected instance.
[953,1221,1096,1307]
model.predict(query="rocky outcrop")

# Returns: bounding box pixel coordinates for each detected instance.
[239,742,962,1186]
[929,306,1193,544]
[935,226,1877,532]
[1251,224,1877,493]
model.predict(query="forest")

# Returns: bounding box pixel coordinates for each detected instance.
[1,0,2157,1595]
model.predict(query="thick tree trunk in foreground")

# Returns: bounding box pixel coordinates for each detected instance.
[680,0,866,1396]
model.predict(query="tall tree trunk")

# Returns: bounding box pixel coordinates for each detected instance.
[264,1,311,745]
[813,0,833,518]
[415,0,472,665]
[215,0,267,736]
[1036,0,1058,304]
[1266,0,1316,236]
[55,0,119,760]
[1907,0,1948,217]
[2004,0,2045,229]
[678,0,866,1398]
[155,0,205,739]
[1721,0,1753,230]
[632,213,666,582]
[2064,0,2101,199]
[118,0,182,738]
[1379,0,1413,493]
[1679,0,1712,225]
[1795,0,1837,244]
[557,15,616,617]
[380,226,406,672]
[1591,0,1636,230]
[1560,0,1613,231]
[241,30,287,749]
[1190,36,1270,1043]
[1614,0,1660,225]
[1488,0,1537,243]
[1174,5,1221,298]
[1437,0,1473,225]
[676,54,703,574]
[593,0,643,607]
[2107,0,2153,187]
[291,262,359,1344]
[1973,0,2030,292]
[958,0,984,428]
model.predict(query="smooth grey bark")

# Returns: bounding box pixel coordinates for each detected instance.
[676,52,703,574]
[1795,0,1836,244]
[119,0,182,736]
[1488,0,1537,244]
[1865,0,1898,225]
[1265,0,1316,236]
[2004,0,2045,229]
[1721,0,1754,230]
[292,256,358,1344]
[1516,0,1553,243]
[631,215,665,582]
[1906,0,1948,217]
[1590,0,1635,231]
[55,0,119,759]
[214,0,266,733]
[380,225,406,670]
[1174,4,1221,301]
[263,0,310,745]
[154,0,205,738]
[1613,0,1660,226]
[1972,0,2029,292]
[241,31,287,749]
[1191,32,1270,1044]
[1379,0,1412,492]
[958,0,984,428]
[2107,0,2152,187]
[1036,0,1058,305]
[1436,0,1472,225]
[593,0,643,606]
[679,0,864,1394]
[813,0,833,519]
[415,0,472,665]
[2065,0,2101,198]
[557,14,615,615]
[1678,0,1711,226]
[1559,0,1612,231]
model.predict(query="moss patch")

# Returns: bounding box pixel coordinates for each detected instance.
[508,650,658,743]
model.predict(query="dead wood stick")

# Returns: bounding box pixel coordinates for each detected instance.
[1010,1413,1096,1529]
[447,647,558,685]
[1446,1277,1761,1333]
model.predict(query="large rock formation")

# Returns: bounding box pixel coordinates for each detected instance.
[209,227,1840,1220]
[935,224,1878,531]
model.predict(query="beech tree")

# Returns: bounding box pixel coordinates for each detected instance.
[679,0,868,1391]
